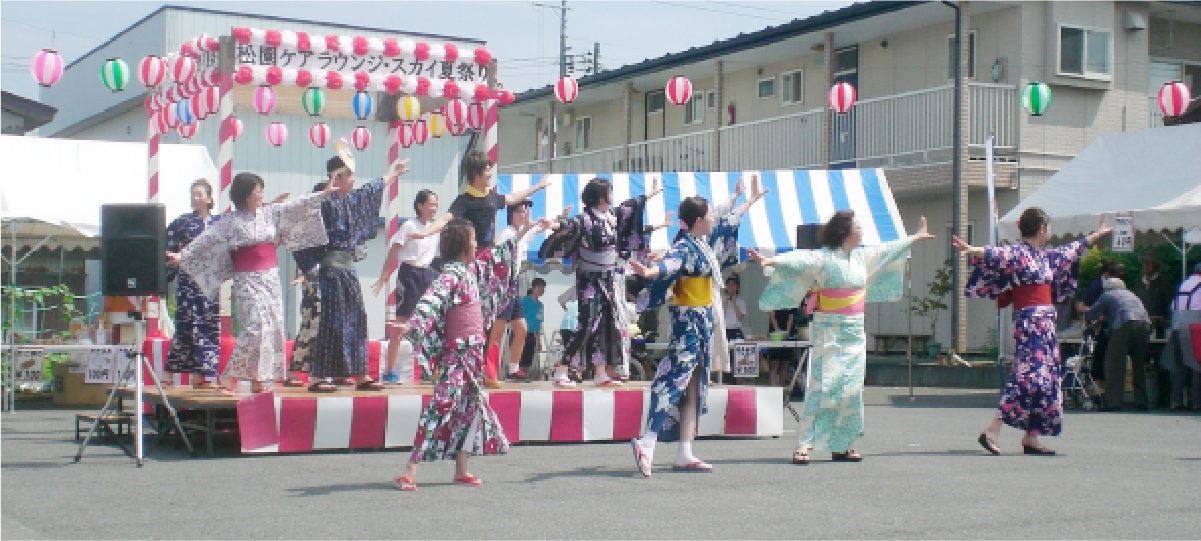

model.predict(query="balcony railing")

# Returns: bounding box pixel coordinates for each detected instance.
[498,82,1018,175]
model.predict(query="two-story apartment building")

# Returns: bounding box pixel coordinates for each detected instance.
[496,1,1201,352]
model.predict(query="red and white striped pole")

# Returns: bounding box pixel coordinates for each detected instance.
[384,121,403,320]
[216,66,236,338]
[146,112,163,337]
[484,59,499,165]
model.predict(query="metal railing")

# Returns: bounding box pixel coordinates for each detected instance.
[719,107,825,171]
[626,131,713,173]
[1149,97,1166,128]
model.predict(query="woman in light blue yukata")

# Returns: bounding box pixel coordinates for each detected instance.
[750,210,935,464]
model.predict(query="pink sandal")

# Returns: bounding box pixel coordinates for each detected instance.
[453,474,483,487]
[671,460,713,472]
[394,477,417,491]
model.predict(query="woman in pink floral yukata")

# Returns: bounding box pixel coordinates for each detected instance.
[390,217,546,491]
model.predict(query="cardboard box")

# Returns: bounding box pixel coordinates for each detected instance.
[52,363,111,407]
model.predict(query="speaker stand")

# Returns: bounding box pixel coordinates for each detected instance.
[74,318,194,466]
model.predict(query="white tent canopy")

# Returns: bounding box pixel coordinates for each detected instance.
[1,135,220,250]
[998,124,1201,242]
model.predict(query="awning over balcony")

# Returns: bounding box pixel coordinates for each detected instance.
[497,168,908,266]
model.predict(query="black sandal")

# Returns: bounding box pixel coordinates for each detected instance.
[1022,444,1056,456]
[978,433,1001,455]
[831,450,863,462]
[356,380,385,391]
[308,382,336,393]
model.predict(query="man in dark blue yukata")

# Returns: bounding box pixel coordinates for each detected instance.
[294,141,410,392]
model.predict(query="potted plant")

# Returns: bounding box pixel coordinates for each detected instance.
[909,258,955,358]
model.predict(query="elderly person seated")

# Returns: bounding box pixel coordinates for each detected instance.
[1083,263,1153,411]
[1165,262,1201,411]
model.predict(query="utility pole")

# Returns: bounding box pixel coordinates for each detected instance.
[559,0,568,77]
[593,42,600,74]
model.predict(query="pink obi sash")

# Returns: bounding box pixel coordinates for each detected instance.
[815,288,867,315]
[232,243,278,272]
[445,300,484,344]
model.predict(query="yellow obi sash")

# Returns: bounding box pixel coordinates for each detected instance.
[816,288,867,315]
[672,277,713,306]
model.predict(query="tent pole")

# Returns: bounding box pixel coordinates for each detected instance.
[7,223,15,412]
[906,259,913,400]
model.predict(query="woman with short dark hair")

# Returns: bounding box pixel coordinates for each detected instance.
[753,209,935,464]
[168,173,335,394]
[955,208,1112,455]
[164,179,222,389]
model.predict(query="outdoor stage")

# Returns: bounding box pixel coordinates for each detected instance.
[120,381,785,456]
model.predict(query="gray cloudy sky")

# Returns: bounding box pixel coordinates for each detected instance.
[2,0,853,101]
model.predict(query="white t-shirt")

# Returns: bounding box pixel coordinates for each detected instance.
[724,295,747,330]
[395,218,439,268]
[495,225,533,265]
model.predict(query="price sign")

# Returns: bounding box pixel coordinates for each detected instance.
[732,342,760,378]
[113,346,137,384]
[15,347,46,383]
[1112,212,1134,252]
[84,347,115,384]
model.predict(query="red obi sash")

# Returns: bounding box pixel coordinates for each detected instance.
[232,243,278,272]
[997,284,1053,310]
[445,300,484,344]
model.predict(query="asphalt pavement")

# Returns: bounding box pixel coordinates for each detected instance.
[2,387,1198,539]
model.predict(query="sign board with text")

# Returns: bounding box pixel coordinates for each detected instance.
[732,343,760,378]
[1112,212,1134,252]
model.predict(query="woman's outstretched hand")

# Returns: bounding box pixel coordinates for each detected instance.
[912,216,935,242]
[746,248,774,267]
[951,235,985,257]
[629,260,659,279]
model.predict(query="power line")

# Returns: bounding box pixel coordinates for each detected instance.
[707,1,804,16]
[649,1,788,22]
[1,18,104,42]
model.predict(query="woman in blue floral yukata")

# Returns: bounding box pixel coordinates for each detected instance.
[627,175,767,476]
[752,210,935,464]
[954,208,1111,456]
[165,179,222,390]
[390,217,544,491]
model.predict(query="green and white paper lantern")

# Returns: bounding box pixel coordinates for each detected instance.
[301,87,326,117]
[1021,81,1051,117]
[100,58,130,92]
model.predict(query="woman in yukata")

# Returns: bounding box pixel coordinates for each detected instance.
[955,208,1110,455]
[627,175,767,476]
[164,179,222,390]
[751,210,935,464]
[391,216,545,491]
[168,173,334,394]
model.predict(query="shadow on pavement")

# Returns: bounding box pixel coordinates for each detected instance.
[285,482,396,496]
[523,466,638,483]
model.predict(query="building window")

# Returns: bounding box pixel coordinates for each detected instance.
[685,92,704,124]
[758,77,776,99]
[706,90,716,110]
[646,90,665,114]
[946,31,977,79]
[575,116,591,150]
[1058,24,1111,79]
[781,69,804,104]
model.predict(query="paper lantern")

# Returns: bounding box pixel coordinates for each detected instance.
[165,102,181,128]
[230,116,244,142]
[352,126,371,150]
[309,123,331,148]
[154,112,170,135]
[396,95,422,122]
[177,121,199,139]
[352,91,374,120]
[175,99,195,126]
[189,95,208,120]
[666,76,692,106]
[1158,80,1191,118]
[466,102,485,130]
[443,98,468,128]
[427,112,446,137]
[200,86,221,115]
[412,120,429,145]
[31,49,64,87]
[1021,81,1051,117]
[554,76,578,104]
[99,58,131,92]
[447,118,467,136]
[266,122,288,147]
[301,87,326,116]
[497,90,515,106]
[398,122,416,148]
[170,54,196,85]
[828,81,856,114]
[253,85,277,115]
[138,55,166,88]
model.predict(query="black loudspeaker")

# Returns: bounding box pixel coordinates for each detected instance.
[101,204,167,296]
[796,224,822,250]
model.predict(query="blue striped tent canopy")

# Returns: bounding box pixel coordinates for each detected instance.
[495,169,907,265]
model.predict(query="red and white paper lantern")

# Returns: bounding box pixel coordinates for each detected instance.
[351,126,371,150]
[266,122,288,147]
[309,122,331,147]
[666,76,692,106]
[178,121,199,139]
[200,86,221,115]
[1158,80,1192,118]
[554,76,578,104]
[189,96,208,121]
[253,85,277,115]
[138,55,167,88]
[828,82,856,114]
[170,54,196,85]
[412,120,429,145]
[447,118,467,136]
[398,122,416,148]
[443,98,468,128]
[466,102,485,130]
[31,49,64,87]
[230,116,245,142]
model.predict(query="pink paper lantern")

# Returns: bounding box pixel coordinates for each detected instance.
[31,49,64,87]
[189,96,208,121]
[352,126,371,150]
[178,121,199,139]
[443,98,468,128]
[165,103,181,128]
[666,76,692,106]
[412,120,429,145]
[171,54,196,85]
[253,85,277,115]
[398,122,416,148]
[138,55,166,88]
[201,86,221,115]
[466,102,485,130]
[229,116,244,142]
[828,82,856,114]
[1158,80,1192,118]
[266,122,288,147]
[447,118,466,136]
[554,76,578,104]
[309,123,331,148]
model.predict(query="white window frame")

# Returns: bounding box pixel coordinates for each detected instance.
[575,115,592,151]
[685,92,704,125]
[945,30,977,80]
[780,69,804,105]
[757,77,776,99]
[1056,24,1113,81]
[706,90,716,110]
